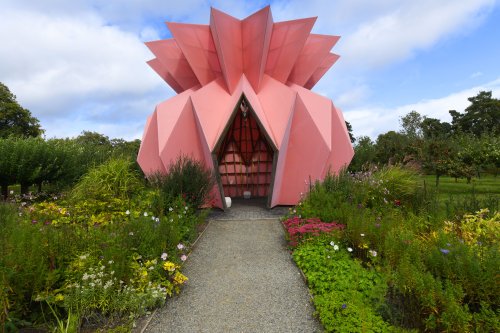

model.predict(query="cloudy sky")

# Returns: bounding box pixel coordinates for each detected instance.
[1,0,499,141]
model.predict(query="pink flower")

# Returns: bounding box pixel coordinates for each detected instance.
[177,243,185,250]
[180,255,187,261]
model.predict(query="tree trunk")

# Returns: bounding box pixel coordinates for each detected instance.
[20,183,29,195]
[37,182,43,193]
[1,184,8,201]
[435,174,440,187]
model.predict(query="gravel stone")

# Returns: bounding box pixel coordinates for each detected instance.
[143,200,321,333]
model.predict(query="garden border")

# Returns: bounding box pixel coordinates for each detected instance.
[135,218,213,333]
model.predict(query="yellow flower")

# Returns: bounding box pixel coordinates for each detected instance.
[55,294,64,301]
[163,261,177,272]
[173,272,188,285]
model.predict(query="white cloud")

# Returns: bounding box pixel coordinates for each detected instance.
[340,0,494,69]
[345,77,500,139]
[0,7,173,139]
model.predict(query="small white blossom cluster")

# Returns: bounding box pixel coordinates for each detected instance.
[329,241,353,253]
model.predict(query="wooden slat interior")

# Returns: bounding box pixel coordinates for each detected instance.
[217,100,273,198]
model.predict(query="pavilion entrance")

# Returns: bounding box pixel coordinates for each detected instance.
[214,96,277,206]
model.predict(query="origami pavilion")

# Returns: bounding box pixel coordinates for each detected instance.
[137,6,354,209]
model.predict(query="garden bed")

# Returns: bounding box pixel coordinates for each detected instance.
[282,167,499,332]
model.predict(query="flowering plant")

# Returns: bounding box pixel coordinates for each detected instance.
[282,216,345,247]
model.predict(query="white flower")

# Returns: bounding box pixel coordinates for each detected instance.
[360,233,365,237]
[180,255,187,261]
[169,207,173,212]
[148,266,155,271]
[82,273,89,281]
[177,243,184,250]
[9,190,14,195]
[144,212,148,217]
[152,216,155,220]
[330,241,335,247]
[125,210,130,215]
[184,206,188,210]
[108,260,114,265]
[155,217,160,222]
[347,247,353,252]
[129,232,134,236]
[161,253,168,260]
[333,245,339,251]
[369,250,377,257]
[79,254,88,260]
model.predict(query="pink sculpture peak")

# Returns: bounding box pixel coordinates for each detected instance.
[138,6,353,209]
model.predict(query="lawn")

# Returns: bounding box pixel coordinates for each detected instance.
[423,174,500,196]
[422,175,499,217]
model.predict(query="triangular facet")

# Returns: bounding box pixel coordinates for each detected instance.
[242,6,273,92]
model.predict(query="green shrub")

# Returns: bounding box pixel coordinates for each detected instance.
[71,157,142,202]
[149,155,215,210]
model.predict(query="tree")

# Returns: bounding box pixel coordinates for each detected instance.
[399,110,423,139]
[421,117,452,139]
[349,136,376,171]
[345,121,355,143]
[0,82,43,138]
[450,91,500,136]
[421,138,456,186]
[374,131,409,165]
[75,131,111,146]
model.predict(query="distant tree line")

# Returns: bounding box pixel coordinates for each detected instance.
[0,82,141,199]
[349,91,500,185]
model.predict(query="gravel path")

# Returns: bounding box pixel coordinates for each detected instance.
[143,217,321,332]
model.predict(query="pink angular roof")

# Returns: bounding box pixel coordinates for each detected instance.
[138,6,353,209]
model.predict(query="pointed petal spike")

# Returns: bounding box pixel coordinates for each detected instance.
[242,6,273,92]
[287,34,340,87]
[304,53,340,89]
[145,39,200,91]
[166,22,223,87]
[265,17,316,83]
[147,58,184,93]
[210,8,243,94]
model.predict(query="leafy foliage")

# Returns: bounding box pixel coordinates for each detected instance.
[149,155,215,210]
[0,82,43,138]
[288,167,499,332]
[294,239,393,332]
[1,153,208,331]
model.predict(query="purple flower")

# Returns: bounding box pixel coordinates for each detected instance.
[440,248,450,254]
[374,223,381,228]
[341,304,347,309]
[31,220,38,224]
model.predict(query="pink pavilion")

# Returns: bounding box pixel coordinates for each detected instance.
[137,6,354,209]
